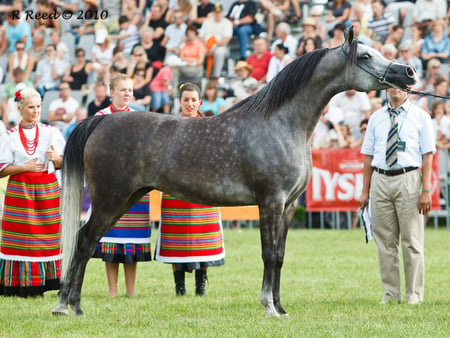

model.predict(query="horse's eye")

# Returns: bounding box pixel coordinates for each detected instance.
[359,54,370,60]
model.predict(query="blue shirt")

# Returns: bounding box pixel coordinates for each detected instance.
[421,34,450,62]
[361,99,436,169]
[200,97,225,116]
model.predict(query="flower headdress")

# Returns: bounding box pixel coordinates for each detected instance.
[14,91,22,102]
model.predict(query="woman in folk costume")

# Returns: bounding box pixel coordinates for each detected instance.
[0,88,65,297]
[93,73,152,297]
[155,83,225,296]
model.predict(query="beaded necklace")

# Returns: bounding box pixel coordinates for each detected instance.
[18,123,39,155]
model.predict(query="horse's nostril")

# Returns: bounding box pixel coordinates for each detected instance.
[406,66,415,78]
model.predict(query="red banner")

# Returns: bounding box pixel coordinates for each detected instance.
[306,149,441,212]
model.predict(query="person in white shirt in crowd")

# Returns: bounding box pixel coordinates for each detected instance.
[270,21,298,59]
[47,81,80,134]
[329,89,371,140]
[111,15,140,57]
[397,41,423,89]
[198,3,233,78]
[50,29,70,64]
[311,104,344,149]
[266,43,292,83]
[161,10,187,59]
[34,44,68,97]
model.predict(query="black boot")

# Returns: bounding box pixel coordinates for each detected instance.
[174,271,185,296]
[195,269,207,296]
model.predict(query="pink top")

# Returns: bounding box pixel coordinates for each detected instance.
[150,66,173,92]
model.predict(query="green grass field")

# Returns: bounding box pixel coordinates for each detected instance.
[0,228,449,337]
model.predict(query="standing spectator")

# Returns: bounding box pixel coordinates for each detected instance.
[111,15,141,57]
[0,88,65,297]
[420,18,450,66]
[270,21,298,59]
[247,36,273,83]
[226,0,258,60]
[155,82,225,297]
[93,74,152,298]
[161,10,187,58]
[5,9,32,53]
[329,89,371,140]
[63,48,95,90]
[266,43,292,83]
[47,81,80,134]
[359,87,435,305]
[367,0,396,49]
[144,2,169,44]
[201,80,226,115]
[150,56,175,113]
[8,41,34,82]
[87,82,111,117]
[192,0,215,28]
[34,44,68,97]
[297,17,322,57]
[199,3,233,78]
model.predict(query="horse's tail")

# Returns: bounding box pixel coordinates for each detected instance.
[61,115,105,281]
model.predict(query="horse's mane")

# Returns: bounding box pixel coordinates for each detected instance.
[232,48,329,118]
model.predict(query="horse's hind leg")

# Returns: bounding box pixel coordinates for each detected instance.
[259,201,284,318]
[273,201,297,317]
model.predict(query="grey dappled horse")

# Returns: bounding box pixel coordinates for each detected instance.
[52,28,416,317]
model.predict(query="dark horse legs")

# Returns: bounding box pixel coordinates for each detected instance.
[259,199,296,317]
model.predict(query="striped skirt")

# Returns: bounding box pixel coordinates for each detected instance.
[0,172,61,296]
[93,194,152,264]
[155,194,225,265]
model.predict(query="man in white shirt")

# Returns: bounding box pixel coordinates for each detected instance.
[34,44,68,97]
[199,3,233,78]
[47,81,80,134]
[161,10,187,58]
[270,22,298,60]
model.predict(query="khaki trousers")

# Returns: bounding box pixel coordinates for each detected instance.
[370,169,424,303]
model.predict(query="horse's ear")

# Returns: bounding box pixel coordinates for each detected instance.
[344,26,355,46]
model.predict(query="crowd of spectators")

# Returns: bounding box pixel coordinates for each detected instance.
[1,0,450,160]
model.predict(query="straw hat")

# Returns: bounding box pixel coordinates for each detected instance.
[234,60,253,73]
[301,17,317,28]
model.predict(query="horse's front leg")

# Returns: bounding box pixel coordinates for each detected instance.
[272,201,297,316]
[258,201,284,317]
[51,280,70,315]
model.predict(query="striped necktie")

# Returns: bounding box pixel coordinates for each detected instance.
[386,107,401,168]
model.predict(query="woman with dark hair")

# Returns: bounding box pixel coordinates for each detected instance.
[266,43,292,82]
[63,48,94,90]
[156,83,225,296]
[201,80,225,116]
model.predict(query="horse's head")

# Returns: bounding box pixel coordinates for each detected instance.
[341,26,416,92]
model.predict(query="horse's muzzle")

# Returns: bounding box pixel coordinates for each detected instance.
[405,65,416,79]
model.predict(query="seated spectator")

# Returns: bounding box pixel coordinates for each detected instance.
[350,18,372,46]
[1,68,34,128]
[271,21,297,59]
[323,22,346,49]
[408,22,426,58]
[381,43,397,60]
[297,17,322,57]
[384,24,404,48]
[172,24,205,87]
[384,0,414,26]
[230,60,259,102]
[421,58,445,92]
[300,37,319,55]
[121,0,144,26]
[129,70,152,110]
[349,2,369,36]
[63,48,95,90]
[111,15,140,57]
[87,82,111,116]
[266,43,292,83]
[161,10,187,58]
[325,0,351,33]
[8,41,34,81]
[198,3,233,78]
[412,0,447,29]
[309,6,327,41]
[138,27,166,63]
[5,9,32,53]
[200,80,225,116]
[192,0,215,28]
[226,0,258,60]
[28,30,46,69]
[173,0,198,24]
[65,107,88,139]
[420,76,449,113]
[34,44,68,96]
[48,81,81,134]
[150,56,175,113]
[71,0,99,44]
[110,45,129,75]
[92,29,115,80]
[50,29,69,63]
[127,45,154,85]
[144,2,169,44]
[0,17,6,57]
[430,101,450,150]
[367,0,395,49]
[397,41,423,88]
[259,0,289,43]
[247,36,273,84]
[421,18,450,66]
[34,0,60,33]
[312,105,344,149]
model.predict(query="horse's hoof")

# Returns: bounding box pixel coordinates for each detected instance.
[281,313,289,318]
[265,309,281,318]
[51,306,68,316]
[72,308,84,317]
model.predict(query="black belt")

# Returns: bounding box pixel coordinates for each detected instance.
[372,167,418,176]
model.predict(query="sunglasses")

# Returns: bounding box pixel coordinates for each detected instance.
[134,53,144,57]
[16,47,25,50]
[76,53,85,57]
